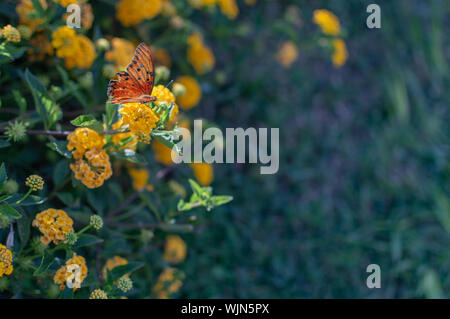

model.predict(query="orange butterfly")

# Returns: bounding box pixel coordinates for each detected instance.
[107,43,157,104]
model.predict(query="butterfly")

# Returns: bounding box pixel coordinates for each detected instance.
[107,43,156,104]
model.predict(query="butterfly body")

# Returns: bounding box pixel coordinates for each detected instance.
[107,43,156,104]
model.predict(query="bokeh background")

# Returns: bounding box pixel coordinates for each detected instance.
[180,0,450,298]
[0,0,449,298]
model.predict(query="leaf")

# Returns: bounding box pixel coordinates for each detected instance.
[53,159,69,186]
[105,103,119,128]
[0,204,21,219]
[151,130,182,155]
[24,69,62,129]
[12,90,27,114]
[17,211,31,248]
[112,149,147,164]
[70,115,103,133]
[0,195,12,202]
[189,179,205,198]
[107,262,144,283]
[210,195,233,207]
[0,163,6,184]
[0,140,10,149]
[34,251,54,276]
[74,234,103,248]
[47,137,72,158]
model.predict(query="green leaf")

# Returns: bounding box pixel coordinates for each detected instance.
[34,251,54,276]
[12,90,27,114]
[53,159,69,186]
[0,204,22,219]
[31,0,46,17]
[151,129,182,155]
[74,234,103,248]
[70,115,103,133]
[107,262,144,283]
[0,163,6,184]
[17,211,31,248]
[189,179,204,198]
[24,69,62,129]
[105,103,119,128]
[210,195,233,207]
[0,195,12,202]
[112,149,147,164]
[47,137,72,158]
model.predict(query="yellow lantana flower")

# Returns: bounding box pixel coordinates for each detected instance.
[116,0,162,27]
[275,41,299,68]
[119,103,159,143]
[313,9,341,36]
[176,76,202,110]
[0,244,13,278]
[190,163,213,186]
[67,128,106,160]
[187,33,215,74]
[54,253,88,290]
[70,148,113,189]
[16,0,47,32]
[103,256,128,280]
[163,235,187,264]
[128,166,153,191]
[32,209,74,245]
[332,39,348,68]
[153,268,183,299]
[105,38,136,72]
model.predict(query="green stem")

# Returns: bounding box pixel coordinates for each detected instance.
[15,188,32,205]
[76,224,92,236]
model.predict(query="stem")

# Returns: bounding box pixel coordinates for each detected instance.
[15,188,32,205]
[0,128,130,136]
[76,224,92,236]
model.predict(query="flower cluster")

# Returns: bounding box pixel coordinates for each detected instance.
[25,175,44,191]
[119,103,160,143]
[67,128,112,188]
[111,119,137,150]
[51,26,96,69]
[163,235,187,264]
[152,84,179,122]
[189,0,239,19]
[187,33,215,74]
[176,76,202,110]
[54,253,88,290]
[275,41,299,68]
[90,289,108,299]
[0,244,13,278]
[32,209,74,245]
[1,25,21,43]
[16,0,47,32]
[105,38,136,72]
[190,163,214,186]
[70,148,113,189]
[153,268,183,299]
[116,0,162,27]
[128,166,151,191]
[313,9,348,68]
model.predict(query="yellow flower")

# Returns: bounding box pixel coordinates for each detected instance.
[152,84,179,122]
[70,148,113,188]
[116,0,163,27]
[67,128,106,159]
[16,0,47,32]
[32,209,74,245]
[2,25,21,43]
[25,174,45,191]
[152,140,177,166]
[153,268,183,298]
[90,289,108,299]
[105,38,136,72]
[275,41,299,68]
[51,26,96,69]
[190,163,213,186]
[332,39,348,68]
[187,33,215,74]
[163,235,187,264]
[313,9,341,36]
[128,166,150,190]
[119,103,159,142]
[176,76,202,110]
[53,0,77,6]
[217,0,239,19]
[0,244,13,278]
[54,253,88,290]
[103,256,128,280]
[62,2,94,29]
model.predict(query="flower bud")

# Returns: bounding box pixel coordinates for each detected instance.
[95,38,110,51]
[172,82,186,98]
[64,232,78,246]
[117,276,133,293]
[90,215,103,231]
[25,175,44,191]
[89,289,108,299]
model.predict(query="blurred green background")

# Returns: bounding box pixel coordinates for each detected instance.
[180,0,450,298]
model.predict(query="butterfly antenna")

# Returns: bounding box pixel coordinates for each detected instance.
[165,80,174,89]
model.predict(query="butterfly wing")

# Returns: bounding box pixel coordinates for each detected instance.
[107,43,156,104]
